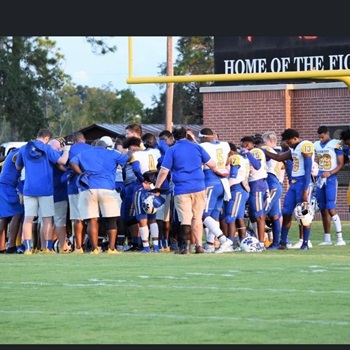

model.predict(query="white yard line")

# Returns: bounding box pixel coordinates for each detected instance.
[0,309,349,326]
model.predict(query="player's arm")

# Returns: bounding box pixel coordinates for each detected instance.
[302,152,313,202]
[154,166,170,193]
[262,147,292,162]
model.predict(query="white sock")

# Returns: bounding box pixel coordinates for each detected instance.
[336,232,344,241]
[323,233,331,242]
[139,226,150,247]
[150,222,159,246]
[203,217,223,239]
[207,231,215,244]
[250,222,257,234]
[331,214,342,236]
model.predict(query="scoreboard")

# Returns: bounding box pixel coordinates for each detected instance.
[214,36,350,85]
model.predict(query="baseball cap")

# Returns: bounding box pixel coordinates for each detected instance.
[100,136,114,148]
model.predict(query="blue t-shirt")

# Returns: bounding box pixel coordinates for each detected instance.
[161,139,211,195]
[67,142,94,195]
[70,146,129,190]
[0,148,21,187]
[53,150,69,203]
[16,140,61,196]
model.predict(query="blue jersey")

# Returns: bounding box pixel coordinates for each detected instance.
[0,148,24,218]
[53,150,69,203]
[70,146,129,190]
[0,148,21,187]
[67,142,94,195]
[161,139,211,196]
[16,140,61,196]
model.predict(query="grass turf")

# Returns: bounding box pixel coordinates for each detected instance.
[0,221,349,344]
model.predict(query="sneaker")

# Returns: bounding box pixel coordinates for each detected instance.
[215,239,233,254]
[203,243,215,253]
[169,238,179,251]
[308,240,313,248]
[42,249,56,254]
[24,250,32,255]
[290,239,303,249]
[73,247,84,254]
[140,247,151,253]
[174,247,190,254]
[334,239,346,246]
[125,245,141,252]
[17,245,25,254]
[300,244,309,250]
[116,245,124,252]
[153,245,160,253]
[195,245,204,254]
[318,241,333,246]
[5,246,17,254]
[161,246,170,252]
[278,243,288,250]
[90,248,100,255]
[267,244,279,250]
[107,248,120,254]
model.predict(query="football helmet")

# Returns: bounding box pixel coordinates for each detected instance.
[141,192,165,215]
[294,202,315,226]
[53,238,74,253]
[240,236,263,252]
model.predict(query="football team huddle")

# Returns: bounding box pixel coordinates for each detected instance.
[0,123,349,255]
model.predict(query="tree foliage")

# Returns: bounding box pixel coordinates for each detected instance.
[0,36,67,141]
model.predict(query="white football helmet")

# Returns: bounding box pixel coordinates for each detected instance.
[240,236,263,252]
[142,193,157,214]
[294,202,315,226]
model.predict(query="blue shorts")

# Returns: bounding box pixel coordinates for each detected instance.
[203,181,225,219]
[265,175,282,217]
[282,178,304,215]
[121,182,136,222]
[225,183,249,223]
[316,175,337,210]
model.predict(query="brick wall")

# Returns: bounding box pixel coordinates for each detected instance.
[201,82,350,220]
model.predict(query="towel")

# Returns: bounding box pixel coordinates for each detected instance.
[220,177,232,201]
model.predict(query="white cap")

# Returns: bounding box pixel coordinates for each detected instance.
[100,136,114,148]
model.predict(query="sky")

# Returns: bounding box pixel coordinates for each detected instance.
[50,36,180,109]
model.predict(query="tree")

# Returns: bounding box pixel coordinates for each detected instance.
[0,36,67,141]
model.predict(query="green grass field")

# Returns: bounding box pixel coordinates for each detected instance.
[1,221,350,344]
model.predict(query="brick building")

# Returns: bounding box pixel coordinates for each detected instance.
[200,81,350,220]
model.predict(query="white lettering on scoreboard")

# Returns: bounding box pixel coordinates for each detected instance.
[224,54,350,74]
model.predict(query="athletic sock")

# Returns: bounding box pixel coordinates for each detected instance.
[203,216,223,238]
[140,226,150,248]
[331,214,343,239]
[302,227,311,246]
[280,227,289,244]
[23,239,31,251]
[271,218,281,245]
[323,233,331,242]
[46,240,53,250]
